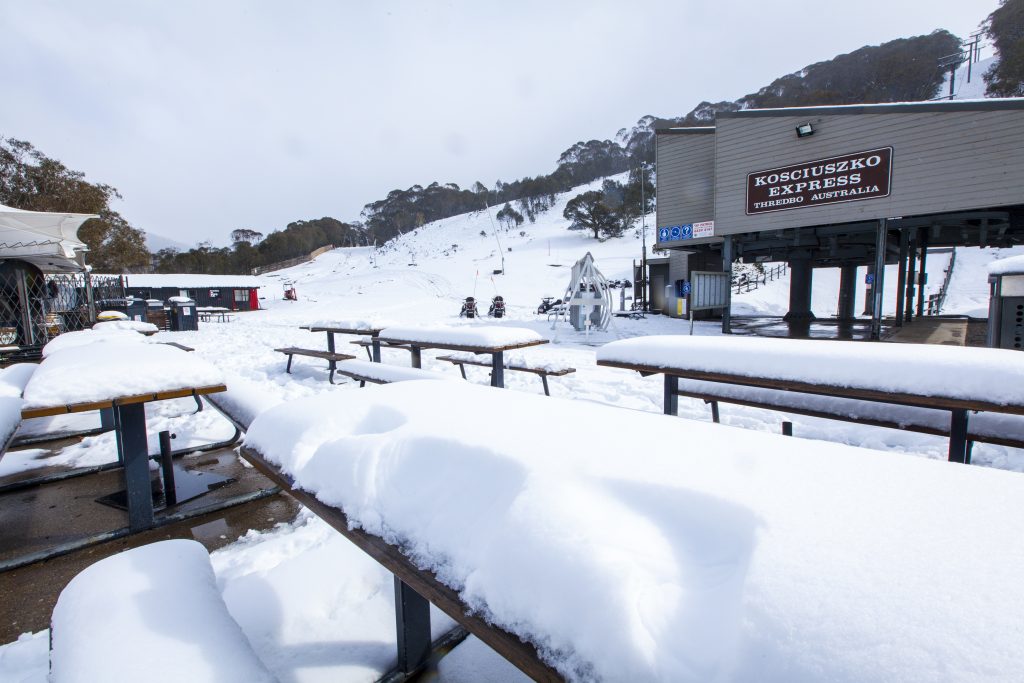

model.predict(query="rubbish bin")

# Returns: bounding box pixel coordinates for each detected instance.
[146,299,168,331]
[168,297,198,332]
[125,297,148,322]
[987,256,1024,350]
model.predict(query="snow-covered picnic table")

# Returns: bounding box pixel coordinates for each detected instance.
[301,320,391,362]
[597,335,1024,463]
[377,325,547,387]
[21,341,226,531]
[242,380,1024,682]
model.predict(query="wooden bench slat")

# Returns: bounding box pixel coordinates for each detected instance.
[275,347,355,361]
[435,355,575,376]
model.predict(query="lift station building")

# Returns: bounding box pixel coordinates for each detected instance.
[654,98,1024,338]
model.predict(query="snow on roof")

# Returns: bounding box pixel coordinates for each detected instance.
[117,273,264,288]
[244,380,1024,681]
[379,325,545,349]
[0,203,92,262]
[25,341,224,408]
[989,253,1024,276]
[597,335,1024,406]
[727,97,1024,116]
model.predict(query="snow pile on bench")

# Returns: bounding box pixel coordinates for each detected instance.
[335,359,457,383]
[24,342,224,409]
[205,374,283,431]
[42,328,146,358]
[989,253,1024,275]
[244,380,1024,682]
[0,364,35,449]
[379,325,544,348]
[0,363,36,398]
[93,320,159,334]
[677,378,1024,443]
[442,350,570,373]
[598,335,1024,405]
[50,540,275,683]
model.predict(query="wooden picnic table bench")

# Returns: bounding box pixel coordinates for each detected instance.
[301,323,386,362]
[377,325,548,388]
[673,378,1024,456]
[334,359,457,387]
[596,335,1024,464]
[275,347,356,384]
[349,338,414,360]
[435,353,575,396]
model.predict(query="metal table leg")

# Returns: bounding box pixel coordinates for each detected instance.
[371,335,382,363]
[327,332,338,382]
[411,346,422,369]
[491,351,504,388]
[664,375,678,416]
[394,577,431,674]
[114,402,155,532]
[948,409,970,464]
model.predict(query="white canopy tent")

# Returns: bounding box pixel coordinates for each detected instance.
[0,203,95,270]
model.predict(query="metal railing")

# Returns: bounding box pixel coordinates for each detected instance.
[732,263,787,294]
[251,244,334,275]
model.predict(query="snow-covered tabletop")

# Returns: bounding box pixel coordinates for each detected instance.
[23,341,225,413]
[378,325,547,352]
[244,380,1024,682]
[42,328,147,358]
[597,335,1024,408]
[92,320,159,335]
[303,318,395,333]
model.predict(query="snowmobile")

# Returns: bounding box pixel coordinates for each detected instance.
[460,296,478,318]
[488,295,506,318]
[536,297,562,314]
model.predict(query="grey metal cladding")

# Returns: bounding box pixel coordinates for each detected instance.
[713,110,1024,236]
[656,132,715,231]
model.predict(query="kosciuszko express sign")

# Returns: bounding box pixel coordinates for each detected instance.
[746,147,892,215]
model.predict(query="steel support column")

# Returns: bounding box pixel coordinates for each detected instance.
[114,402,154,532]
[393,577,432,675]
[721,236,733,334]
[905,233,917,323]
[783,259,814,321]
[894,230,909,326]
[836,265,858,321]
[869,218,888,340]
[862,264,874,317]
[916,228,929,318]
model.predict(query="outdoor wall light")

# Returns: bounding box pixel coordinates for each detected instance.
[795,122,815,138]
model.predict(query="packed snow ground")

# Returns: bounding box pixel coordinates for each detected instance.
[4,176,1024,681]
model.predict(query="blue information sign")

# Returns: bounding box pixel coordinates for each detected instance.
[682,281,692,295]
[865,273,875,285]
[659,227,670,241]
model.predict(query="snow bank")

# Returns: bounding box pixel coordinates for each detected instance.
[50,540,275,683]
[598,335,1024,405]
[244,380,1024,682]
[379,325,545,348]
[989,253,1024,276]
[24,342,224,409]
[93,320,159,334]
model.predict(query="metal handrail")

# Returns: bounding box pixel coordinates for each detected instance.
[926,248,957,315]
[732,263,787,294]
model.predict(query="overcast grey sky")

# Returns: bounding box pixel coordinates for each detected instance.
[0,0,1000,247]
